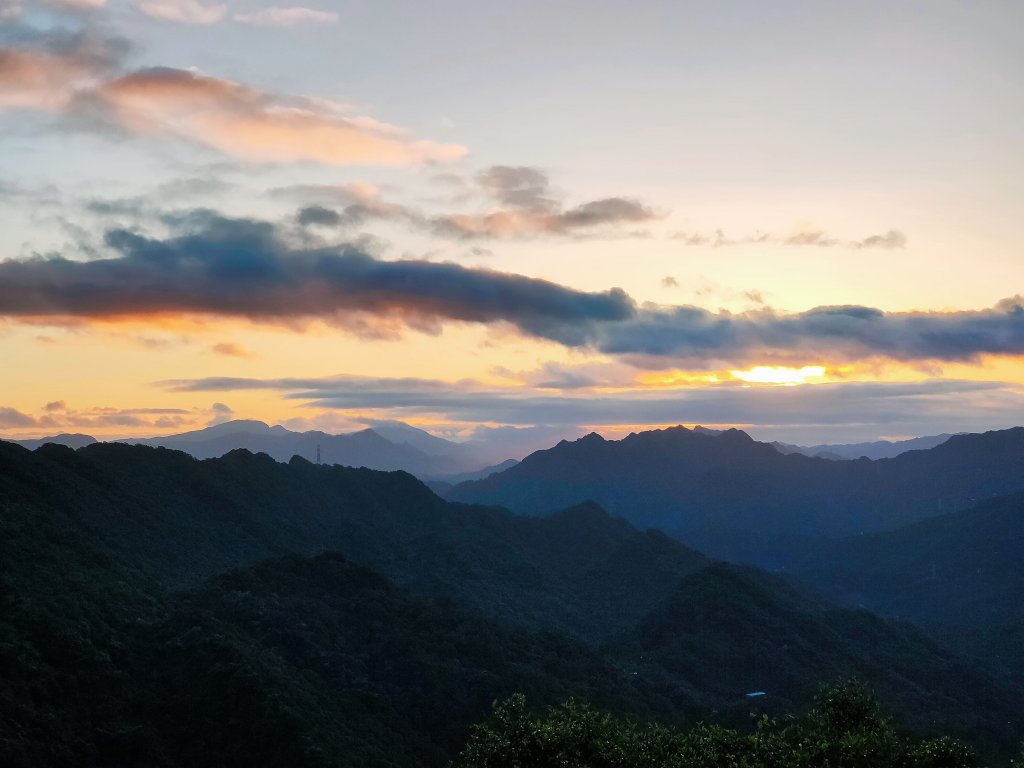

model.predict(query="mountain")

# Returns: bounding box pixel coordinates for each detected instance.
[122,419,461,476]
[1,439,1022,765]
[773,433,957,460]
[423,458,519,496]
[789,490,1024,628]
[10,432,97,450]
[3,419,537,478]
[0,489,671,767]
[0,440,709,641]
[447,425,1024,566]
[360,419,470,457]
[608,563,1021,752]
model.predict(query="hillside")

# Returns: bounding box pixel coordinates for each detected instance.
[123,419,458,476]
[1,440,1022,763]
[608,563,1020,748]
[0,440,709,641]
[0,495,671,767]
[447,425,1024,565]
[789,491,1024,628]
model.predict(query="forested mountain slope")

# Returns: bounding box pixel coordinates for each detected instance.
[448,425,1024,564]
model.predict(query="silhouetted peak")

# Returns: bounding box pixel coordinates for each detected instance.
[348,428,393,445]
[49,432,96,443]
[718,427,754,442]
[202,419,273,436]
[218,448,278,467]
[691,425,719,435]
[35,442,78,458]
[548,499,612,523]
[578,432,605,444]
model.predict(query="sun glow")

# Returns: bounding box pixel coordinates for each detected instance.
[730,365,827,385]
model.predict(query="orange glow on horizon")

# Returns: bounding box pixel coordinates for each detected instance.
[730,365,827,386]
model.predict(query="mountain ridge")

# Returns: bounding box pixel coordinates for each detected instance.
[447,424,1024,566]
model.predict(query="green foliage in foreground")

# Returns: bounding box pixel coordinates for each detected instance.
[457,682,980,768]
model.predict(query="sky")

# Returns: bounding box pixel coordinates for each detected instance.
[1,0,1023,447]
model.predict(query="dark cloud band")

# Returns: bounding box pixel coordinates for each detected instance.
[0,214,634,343]
[0,213,1021,364]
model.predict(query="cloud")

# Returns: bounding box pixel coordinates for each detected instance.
[296,205,343,227]
[2,213,1021,366]
[269,182,381,204]
[0,2,22,21]
[135,0,226,24]
[559,198,654,227]
[0,213,634,342]
[783,230,838,247]
[207,400,234,424]
[661,276,678,288]
[674,228,907,250]
[295,198,419,229]
[0,27,123,110]
[157,372,1024,443]
[431,197,656,239]
[0,406,35,427]
[78,67,466,165]
[49,0,107,10]
[0,403,204,433]
[476,165,555,212]
[283,171,656,240]
[0,26,463,166]
[234,6,338,26]
[427,164,658,240]
[593,299,1024,366]
[855,229,906,250]
[211,341,254,358]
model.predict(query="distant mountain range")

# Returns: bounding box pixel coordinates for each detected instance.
[1,439,1020,764]
[10,432,98,451]
[4,422,964,479]
[771,433,957,460]
[4,420,523,479]
[446,425,1024,566]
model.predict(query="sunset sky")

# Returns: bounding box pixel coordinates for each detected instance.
[2,0,1023,445]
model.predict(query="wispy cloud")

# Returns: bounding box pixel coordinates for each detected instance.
[77,66,465,165]
[431,165,657,238]
[234,6,338,27]
[673,228,907,250]
[157,372,1024,443]
[285,165,659,240]
[0,25,464,166]
[0,26,123,110]
[135,0,226,25]
[1,0,106,20]
[0,401,216,432]
[211,341,255,358]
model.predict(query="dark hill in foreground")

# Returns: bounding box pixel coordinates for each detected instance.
[0,490,670,767]
[1,441,1021,764]
[446,425,1024,565]
[790,490,1024,628]
[609,563,1018,749]
[0,440,708,641]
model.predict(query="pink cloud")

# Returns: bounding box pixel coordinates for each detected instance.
[87,67,467,165]
[135,0,226,25]
[234,6,338,27]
